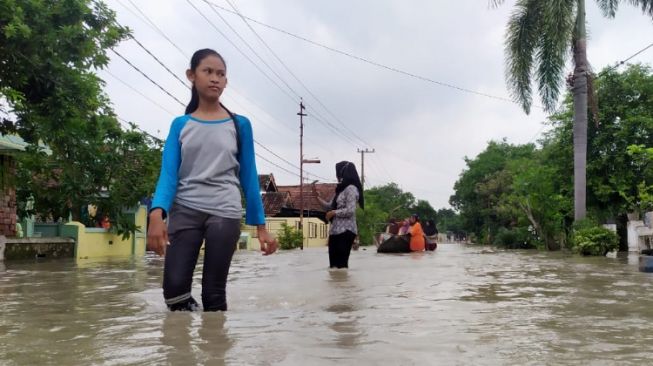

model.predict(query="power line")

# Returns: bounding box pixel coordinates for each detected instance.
[254,140,328,181]
[108,5,332,178]
[117,18,302,139]
[128,35,190,89]
[203,0,517,105]
[123,0,189,58]
[104,70,178,116]
[184,0,298,105]
[201,0,348,156]
[218,0,373,148]
[255,152,300,178]
[115,1,365,152]
[110,44,327,179]
[599,41,653,76]
[110,48,186,107]
[306,111,361,147]
[528,41,653,143]
[201,0,302,100]
[187,0,363,148]
[113,39,324,176]
[255,140,300,170]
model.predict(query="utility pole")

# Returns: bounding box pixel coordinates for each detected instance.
[298,100,320,250]
[298,100,306,249]
[357,148,375,188]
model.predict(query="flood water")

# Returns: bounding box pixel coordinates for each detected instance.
[1,243,653,365]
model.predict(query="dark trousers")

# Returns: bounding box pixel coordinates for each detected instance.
[328,230,356,268]
[163,204,241,311]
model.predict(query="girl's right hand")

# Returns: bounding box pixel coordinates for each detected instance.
[147,209,168,256]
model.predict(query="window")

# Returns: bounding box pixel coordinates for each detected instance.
[320,224,328,238]
[308,222,317,238]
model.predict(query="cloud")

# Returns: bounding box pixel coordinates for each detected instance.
[102,0,653,209]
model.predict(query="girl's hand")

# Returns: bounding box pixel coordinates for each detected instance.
[147,209,168,256]
[325,210,336,221]
[257,226,278,256]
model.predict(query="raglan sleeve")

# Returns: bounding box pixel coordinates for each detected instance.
[237,116,266,226]
[150,118,184,218]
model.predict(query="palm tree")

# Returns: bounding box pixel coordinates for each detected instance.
[491,0,653,221]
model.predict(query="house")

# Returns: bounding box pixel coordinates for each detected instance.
[241,174,336,249]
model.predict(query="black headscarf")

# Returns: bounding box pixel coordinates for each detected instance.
[331,161,364,210]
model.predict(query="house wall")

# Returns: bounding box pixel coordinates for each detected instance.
[63,205,147,260]
[0,155,17,237]
[243,217,329,249]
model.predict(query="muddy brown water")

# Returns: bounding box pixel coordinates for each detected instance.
[1,244,652,365]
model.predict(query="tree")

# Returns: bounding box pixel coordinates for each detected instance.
[364,183,416,220]
[1,0,129,137]
[2,1,161,237]
[450,140,535,242]
[491,0,653,222]
[434,208,464,235]
[411,199,437,222]
[546,64,653,215]
[588,64,653,216]
[506,154,572,250]
[356,183,420,245]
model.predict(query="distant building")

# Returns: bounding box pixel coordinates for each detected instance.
[248,173,337,248]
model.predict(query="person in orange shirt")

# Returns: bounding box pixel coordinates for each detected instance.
[408,214,425,251]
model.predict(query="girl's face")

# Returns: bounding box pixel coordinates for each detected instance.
[187,55,227,101]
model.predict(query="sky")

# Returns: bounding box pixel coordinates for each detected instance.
[99,0,653,210]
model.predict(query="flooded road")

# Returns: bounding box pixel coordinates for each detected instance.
[1,243,653,365]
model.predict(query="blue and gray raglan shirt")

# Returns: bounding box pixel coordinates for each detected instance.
[150,114,265,226]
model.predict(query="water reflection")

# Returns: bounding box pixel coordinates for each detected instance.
[197,313,233,364]
[161,314,196,365]
[160,301,233,363]
[325,270,364,350]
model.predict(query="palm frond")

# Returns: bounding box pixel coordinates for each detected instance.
[505,0,544,114]
[624,0,653,17]
[595,0,620,17]
[536,0,576,112]
[489,0,507,8]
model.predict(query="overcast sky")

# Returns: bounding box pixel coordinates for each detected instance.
[99,0,653,209]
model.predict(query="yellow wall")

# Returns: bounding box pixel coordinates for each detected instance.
[65,205,147,260]
[243,217,329,250]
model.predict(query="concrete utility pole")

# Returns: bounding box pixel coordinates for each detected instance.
[357,148,375,188]
[298,100,320,249]
[298,100,306,249]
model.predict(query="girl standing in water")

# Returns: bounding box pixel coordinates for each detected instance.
[317,161,364,269]
[147,48,277,311]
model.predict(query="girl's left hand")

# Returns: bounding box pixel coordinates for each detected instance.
[325,210,336,221]
[257,227,278,256]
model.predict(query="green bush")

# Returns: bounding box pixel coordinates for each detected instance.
[277,222,303,250]
[572,225,619,256]
[493,227,537,249]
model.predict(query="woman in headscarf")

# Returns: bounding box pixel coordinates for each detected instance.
[316,161,364,268]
